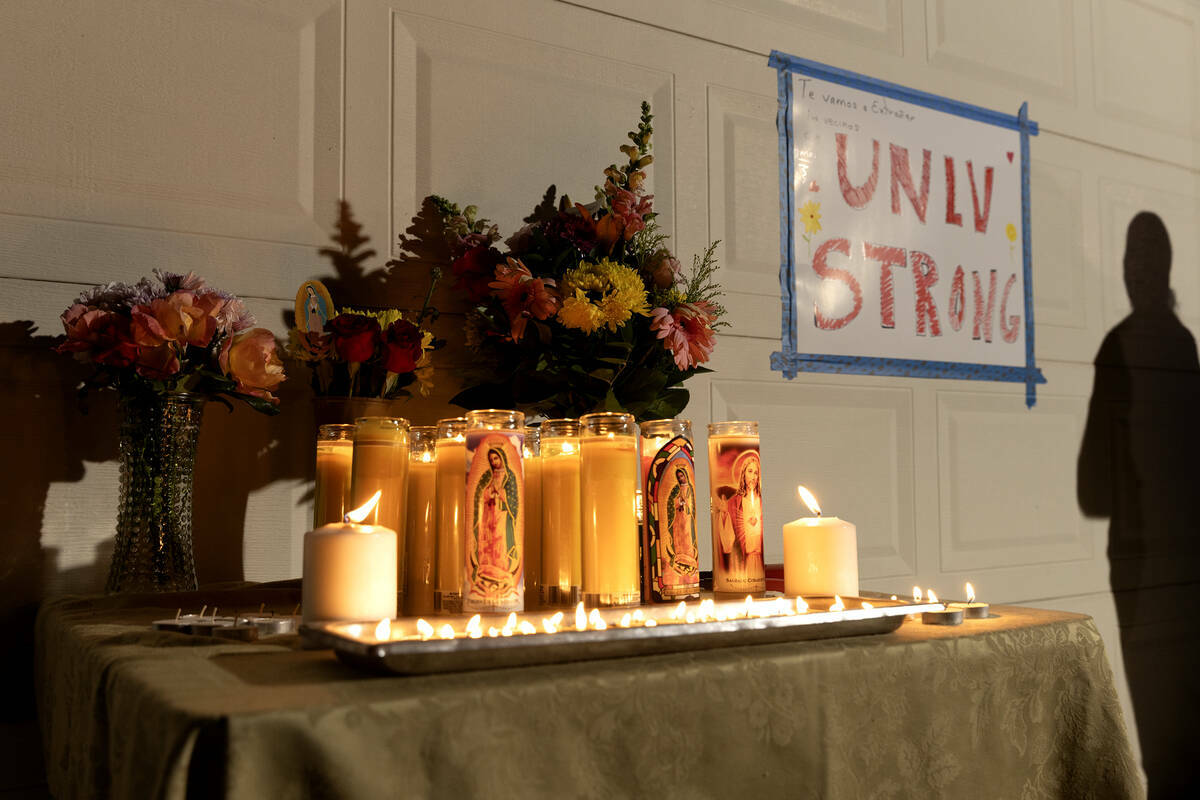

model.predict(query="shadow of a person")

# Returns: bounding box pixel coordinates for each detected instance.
[1078,211,1200,797]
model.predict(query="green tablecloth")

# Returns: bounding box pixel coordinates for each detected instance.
[35,586,1142,799]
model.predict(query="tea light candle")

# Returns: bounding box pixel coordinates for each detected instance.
[920,590,963,626]
[782,486,858,598]
[948,582,990,619]
[302,491,398,623]
[237,615,298,636]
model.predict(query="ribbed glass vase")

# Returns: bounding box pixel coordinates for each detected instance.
[105,392,206,593]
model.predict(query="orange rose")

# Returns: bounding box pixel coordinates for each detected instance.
[220,328,285,403]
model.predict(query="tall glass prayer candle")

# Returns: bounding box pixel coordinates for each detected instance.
[404,426,437,617]
[640,419,699,603]
[580,413,640,607]
[434,417,468,613]
[313,424,354,527]
[707,421,765,597]
[523,426,543,607]
[351,417,409,608]
[462,410,525,613]
[540,419,582,606]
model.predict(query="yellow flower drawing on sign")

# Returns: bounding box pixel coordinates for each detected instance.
[799,200,822,257]
[1005,222,1018,261]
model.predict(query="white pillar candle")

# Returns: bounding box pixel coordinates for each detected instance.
[302,491,398,624]
[782,486,858,598]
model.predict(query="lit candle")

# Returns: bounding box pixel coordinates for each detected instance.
[301,491,398,623]
[948,582,990,619]
[313,424,354,527]
[350,416,409,610]
[782,486,858,598]
[540,419,582,606]
[707,421,765,598]
[462,409,525,614]
[523,426,543,607]
[640,419,700,603]
[434,417,467,613]
[404,426,437,617]
[580,413,640,607]
[920,589,963,626]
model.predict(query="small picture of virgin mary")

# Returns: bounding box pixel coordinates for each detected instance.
[470,445,520,597]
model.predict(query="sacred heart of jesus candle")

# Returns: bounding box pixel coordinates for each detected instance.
[782,486,858,598]
[581,412,640,607]
[640,419,700,603]
[462,409,525,613]
[302,491,397,624]
[707,421,765,597]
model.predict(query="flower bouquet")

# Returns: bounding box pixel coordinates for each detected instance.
[55,270,286,592]
[434,101,725,421]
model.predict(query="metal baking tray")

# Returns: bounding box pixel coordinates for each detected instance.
[301,592,940,675]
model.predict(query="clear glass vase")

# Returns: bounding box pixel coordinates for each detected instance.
[105,392,206,593]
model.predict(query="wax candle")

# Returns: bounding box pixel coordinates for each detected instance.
[351,416,409,609]
[540,419,582,606]
[434,417,467,613]
[523,426,543,606]
[313,424,354,527]
[404,426,437,617]
[640,419,699,603]
[921,589,963,625]
[707,421,765,597]
[948,582,990,619]
[782,485,858,598]
[462,410,525,613]
[301,491,398,623]
[580,413,640,607]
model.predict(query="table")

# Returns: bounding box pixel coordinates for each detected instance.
[35,584,1142,800]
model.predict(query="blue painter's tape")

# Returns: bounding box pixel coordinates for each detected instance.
[769,50,1045,407]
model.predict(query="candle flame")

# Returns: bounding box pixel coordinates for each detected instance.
[619,613,632,628]
[345,490,382,523]
[488,626,500,638]
[542,617,557,634]
[632,609,645,622]
[830,595,846,612]
[797,485,821,516]
[795,596,808,613]
[438,624,455,640]
[861,601,874,610]
[588,609,607,631]
[890,595,898,601]
[561,441,576,455]
[416,618,434,640]
[966,582,976,603]
[517,620,537,635]
[744,595,754,618]
[420,451,433,464]
[644,618,657,627]
[699,599,716,621]
[913,586,922,602]
[575,602,587,632]
[347,623,363,638]
[927,589,939,604]
[374,618,391,641]
[501,612,517,636]
[465,614,483,639]
[671,601,687,620]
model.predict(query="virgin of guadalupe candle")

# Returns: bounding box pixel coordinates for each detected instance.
[462,410,525,613]
[707,421,765,597]
[404,426,437,616]
[640,419,700,602]
[580,413,640,607]
[434,417,468,613]
[313,424,354,527]
[523,426,543,606]
[351,417,409,608]
[302,491,397,623]
[540,419,582,606]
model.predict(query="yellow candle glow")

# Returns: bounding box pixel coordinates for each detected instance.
[523,427,543,605]
[313,424,354,527]
[782,485,858,598]
[541,420,582,606]
[580,413,640,607]
[351,416,409,608]
[434,418,468,613]
[302,491,398,623]
[404,427,437,617]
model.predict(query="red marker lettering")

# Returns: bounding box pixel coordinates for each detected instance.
[864,242,906,329]
[890,144,932,223]
[909,250,941,336]
[967,161,994,234]
[812,238,862,330]
[836,134,879,209]
[1000,273,1020,343]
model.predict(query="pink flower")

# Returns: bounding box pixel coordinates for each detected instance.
[131,291,218,348]
[488,258,559,342]
[57,305,139,368]
[649,301,718,369]
[607,186,653,241]
[220,328,286,404]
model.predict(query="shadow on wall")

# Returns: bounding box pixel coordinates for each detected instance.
[1078,211,1200,798]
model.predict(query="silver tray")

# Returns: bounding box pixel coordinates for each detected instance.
[301,592,940,675]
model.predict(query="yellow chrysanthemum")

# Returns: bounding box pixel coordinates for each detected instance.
[799,200,822,235]
[556,259,650,334]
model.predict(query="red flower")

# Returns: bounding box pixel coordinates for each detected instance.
[488,258,559,342]
[383,319,424,374]
[452,244,504,303]
[56,305,139,368]
[326,313,381,363]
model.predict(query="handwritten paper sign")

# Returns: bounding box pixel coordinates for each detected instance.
[768,52,1045,405]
